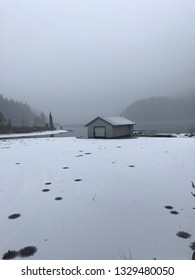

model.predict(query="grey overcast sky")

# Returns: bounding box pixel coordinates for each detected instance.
[0,0,195,124]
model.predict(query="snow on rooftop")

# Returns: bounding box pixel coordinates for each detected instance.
[100,116,135,125]
[84,116,135,126]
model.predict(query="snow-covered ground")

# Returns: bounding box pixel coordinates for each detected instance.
[0,136,195,260]
[0,129,67,139]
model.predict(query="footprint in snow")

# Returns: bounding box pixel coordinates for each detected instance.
[176,231,191,239]
[18,246,37,258]
[55,197,63,200]
[8,213,21,219]
[170,210,179,215]
[164,205,173,210]
[2,250,18,260]
[2,246,37,259]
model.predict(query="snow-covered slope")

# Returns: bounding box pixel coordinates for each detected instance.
[0,137,194,260]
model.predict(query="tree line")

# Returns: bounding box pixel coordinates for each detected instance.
[0,94,55,133]
[121,96,195,122]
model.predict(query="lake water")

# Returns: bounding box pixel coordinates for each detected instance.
[135,120,195,134]
[60,120,195,138]
[60,124,88,138]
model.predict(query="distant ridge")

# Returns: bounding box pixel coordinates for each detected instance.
[121,96,195,122]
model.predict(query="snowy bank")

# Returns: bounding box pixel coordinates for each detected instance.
[0,129,67,139]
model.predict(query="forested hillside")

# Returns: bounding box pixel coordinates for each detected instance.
[121,96,195,122]
[0,94,47,127]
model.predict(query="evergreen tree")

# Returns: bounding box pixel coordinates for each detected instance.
[0,94,47,127]
[0,112,6,126]
[49,112,55,130]
[8,118,12,128]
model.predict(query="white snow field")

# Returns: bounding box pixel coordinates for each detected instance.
[0,136,195,260]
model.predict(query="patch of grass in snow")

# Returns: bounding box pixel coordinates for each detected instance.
[118,246,133,260]
[62,167,69,169]
[176,231,191,239]
[74,179,82,182]
[45,182,52,185]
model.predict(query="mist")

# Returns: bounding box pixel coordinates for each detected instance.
[1,0,195,124]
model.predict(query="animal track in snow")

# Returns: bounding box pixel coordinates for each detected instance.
[2,250,18,260]
[170,210,179,215]
[164,206,173,210]
[8,213,21,219]
[55,197,63,200]
[18,246,37,258]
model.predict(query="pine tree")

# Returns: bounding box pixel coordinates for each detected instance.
[8,118,12,128]
[49,112,55,130]
[0,112,6,126]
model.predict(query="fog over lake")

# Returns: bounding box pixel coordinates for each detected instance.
[1,0,195,124]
